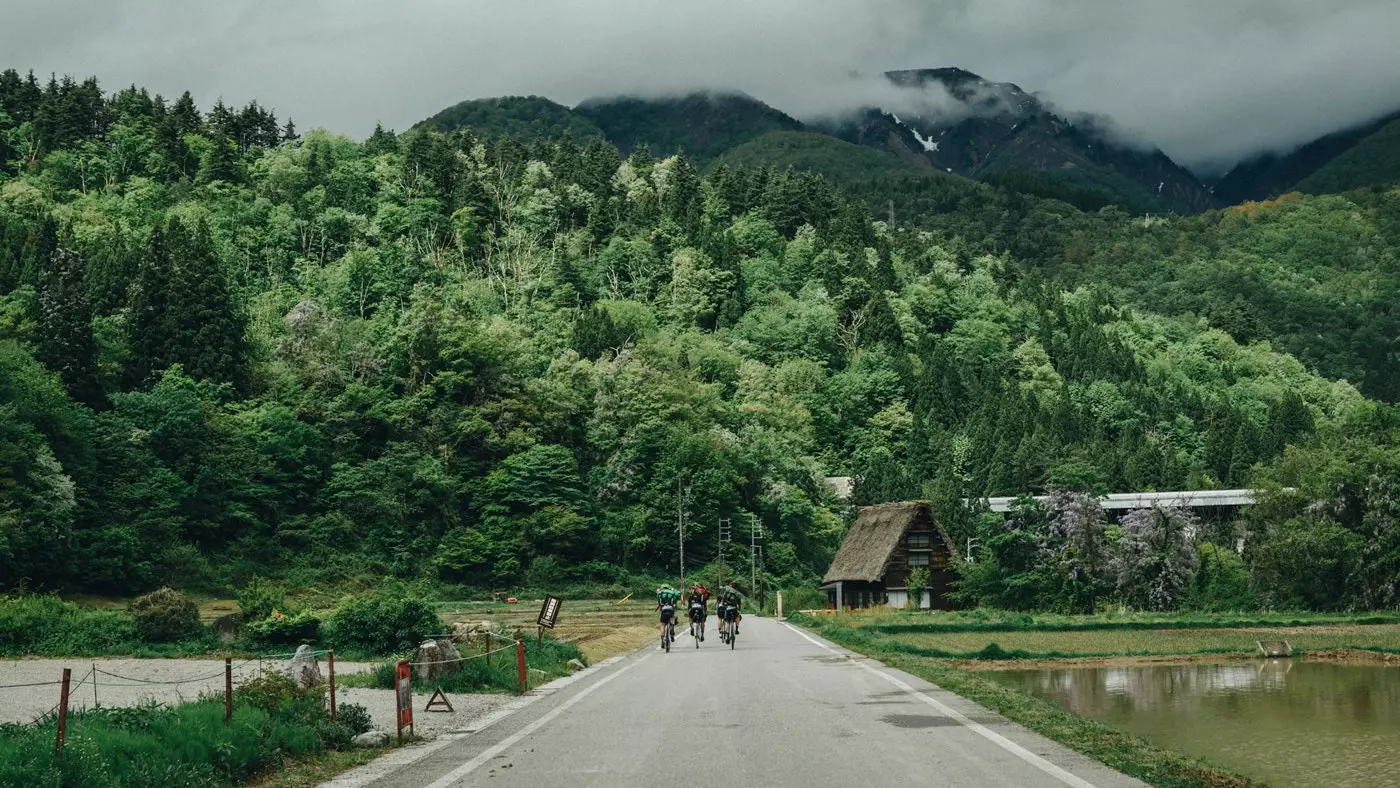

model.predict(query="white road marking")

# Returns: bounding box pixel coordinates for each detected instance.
[782,623,1100,788]
[421,652,652,788]
[322,650,638,788]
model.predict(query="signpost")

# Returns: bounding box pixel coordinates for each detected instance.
[395,660,413,744]
[536,594,561,644]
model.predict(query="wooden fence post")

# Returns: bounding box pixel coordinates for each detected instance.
[224,658,232,725]
[516,640,527,694]
[55,668,71,759]
[328,649,337,721]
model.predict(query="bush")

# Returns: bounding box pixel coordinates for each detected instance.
[128,587,200,643]
[324,587,442,656]
[236,577,287,622]
[780,587,828,612]
[243,611,322,648]
[336,703,373,735]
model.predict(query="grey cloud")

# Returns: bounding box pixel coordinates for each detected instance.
[3,1,1399,173]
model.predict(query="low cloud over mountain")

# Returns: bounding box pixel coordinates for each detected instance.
[5,1,1400,173]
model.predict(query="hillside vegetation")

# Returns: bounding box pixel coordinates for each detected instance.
[0,70,1398,615]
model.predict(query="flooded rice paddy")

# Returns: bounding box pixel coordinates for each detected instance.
[989,660,1400,787]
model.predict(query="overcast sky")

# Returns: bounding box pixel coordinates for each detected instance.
[5,0,1400,174]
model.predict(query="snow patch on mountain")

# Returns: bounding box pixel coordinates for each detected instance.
[888,111,940,152]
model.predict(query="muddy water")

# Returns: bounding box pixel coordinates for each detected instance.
[988,661,1400,787]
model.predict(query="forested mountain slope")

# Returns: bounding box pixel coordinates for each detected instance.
[413,95,605,142]
[0,70,1397,613]
[575,92,804,166]
[1214,109,1400,204]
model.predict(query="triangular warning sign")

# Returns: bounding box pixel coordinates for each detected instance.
[424,687,454,713]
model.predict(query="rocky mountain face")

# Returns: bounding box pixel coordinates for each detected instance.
[821,68,1216,215]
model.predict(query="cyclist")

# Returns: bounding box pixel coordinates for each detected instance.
[717,582,743,638]
[686,584,710,641]
[656,585,681,647]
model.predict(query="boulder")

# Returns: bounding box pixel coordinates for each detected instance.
[284,644,323,689]
[413,638,463,682]
[212,613,242,644]
[449,619,498,647]
[352,730,390,748]
[567,659,586,672]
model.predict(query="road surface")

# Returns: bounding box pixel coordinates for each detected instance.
[329,617,1144,788]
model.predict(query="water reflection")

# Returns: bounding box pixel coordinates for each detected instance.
[989,662,1400,788]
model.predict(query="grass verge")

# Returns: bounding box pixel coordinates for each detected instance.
[791,613,1259,788]
[0,674,374,787]
[340,636,586,694]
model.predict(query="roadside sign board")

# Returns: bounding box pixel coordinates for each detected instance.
[395,660,413,740]
[537,595,562,629]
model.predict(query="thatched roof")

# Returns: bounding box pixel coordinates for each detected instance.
[823,501,950,584]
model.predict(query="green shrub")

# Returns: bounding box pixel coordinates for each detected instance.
[236,577,287,622]
[780,587,828,612]
[336,703,373,735]
[128,587,200,643]
[0,595,141,656]
[243,611,322,648]
[324,588,442,656]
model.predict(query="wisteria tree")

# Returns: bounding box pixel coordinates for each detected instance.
[1114,505,1200,611]
[1042,490,1113,613]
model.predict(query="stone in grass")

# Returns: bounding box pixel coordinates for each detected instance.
[567,659,585,672]
[284,644,323,689]
[352,730,390,748]
[414,639,464,682]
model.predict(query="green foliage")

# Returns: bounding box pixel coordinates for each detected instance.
[128,587,199,643]
[243,611,322,648]
[235,576,286,622]
[324,587,442,656]
[1185,544,1257,612]
[1295,117,1400,195]
[415,96,604,142]
[905,566,930,609]
[0,67,1397,622]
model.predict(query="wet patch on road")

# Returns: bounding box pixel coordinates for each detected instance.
[879,713,960,729]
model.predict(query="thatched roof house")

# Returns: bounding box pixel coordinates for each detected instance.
[822,501,959,610]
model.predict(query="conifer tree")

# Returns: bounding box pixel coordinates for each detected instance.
[38,246,101,407]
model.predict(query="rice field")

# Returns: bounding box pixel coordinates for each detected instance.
[890,624,1400,658]
[433,598,659,663]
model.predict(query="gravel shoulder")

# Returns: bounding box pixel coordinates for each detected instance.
[0,657,372,724]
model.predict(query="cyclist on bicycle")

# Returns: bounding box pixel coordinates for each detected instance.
[656,585,681,647]
[687,584,710,641]
[717,582,743,637]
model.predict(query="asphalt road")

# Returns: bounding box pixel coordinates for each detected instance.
[333,617,1145,788]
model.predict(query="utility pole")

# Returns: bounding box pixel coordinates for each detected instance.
[677,480,691,586]
[750,518,762,604]
[718,518,731,589]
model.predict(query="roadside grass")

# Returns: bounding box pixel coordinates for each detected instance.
[792,613,1259,788]
[0,674,371,788]
[0,594,223,658]
[434,598,659,663]
[340,636,587,694]
[843,608,1400,634]
[246,748,389,788]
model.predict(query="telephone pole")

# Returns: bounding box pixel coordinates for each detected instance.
[750,518,763,603]
[718,518,732,589]
[677,480,691,586]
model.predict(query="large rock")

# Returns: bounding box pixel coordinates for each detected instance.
[413,638,463,682]
[352,730,390,748]
[284,644,323,689]
[212,613,242,644]
[449,619,498,647]
[567,658,586,672]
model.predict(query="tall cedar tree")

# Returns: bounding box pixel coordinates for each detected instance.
[38,246,101,407]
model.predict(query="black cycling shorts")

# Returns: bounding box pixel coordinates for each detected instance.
[659,605,675,624]
[722,606,739,622]
[689,604,706,621]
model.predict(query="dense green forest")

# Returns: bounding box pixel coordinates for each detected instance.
[0,70,1397,611]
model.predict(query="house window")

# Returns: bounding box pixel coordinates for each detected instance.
[907,532,931,549]
[908,551,931,567]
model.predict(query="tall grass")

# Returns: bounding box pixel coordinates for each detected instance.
[0,594,219,657]
[347,636,586,694]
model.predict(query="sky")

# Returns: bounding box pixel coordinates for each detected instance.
[4,0,1400,174]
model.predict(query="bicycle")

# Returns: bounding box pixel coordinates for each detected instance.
[662,618,674,652]
[689,605,705,648]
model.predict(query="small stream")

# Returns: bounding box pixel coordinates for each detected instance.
[987,661,1400,788]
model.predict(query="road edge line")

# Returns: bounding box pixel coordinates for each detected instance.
[782,622,1101,788]
[421,651,652,787]
[320,648,645,788]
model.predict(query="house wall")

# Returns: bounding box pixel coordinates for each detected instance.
[825,581,886,610]
[882,507,958,610]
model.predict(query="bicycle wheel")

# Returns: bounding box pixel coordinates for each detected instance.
[663,623,670,652]
[730,625,736,649]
